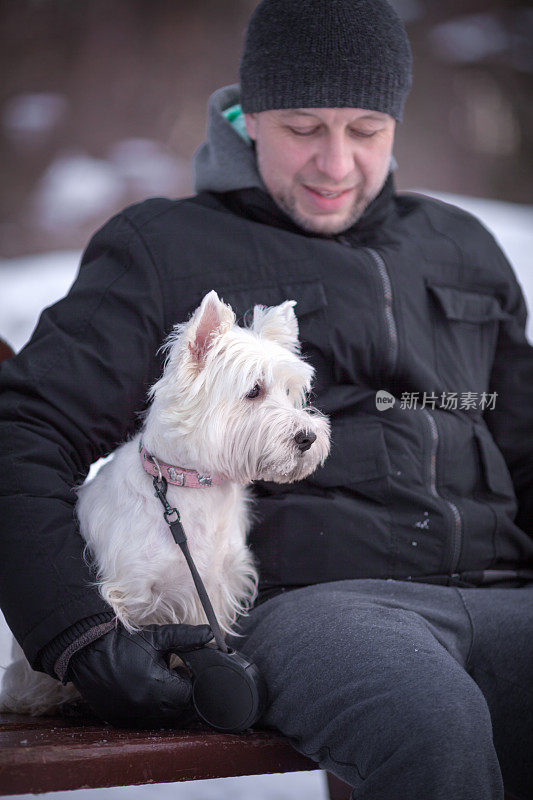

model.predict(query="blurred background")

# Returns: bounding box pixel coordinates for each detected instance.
[0,0,532,258]
[0,3,532,797]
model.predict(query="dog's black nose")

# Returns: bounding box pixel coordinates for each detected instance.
[294,430,317,452]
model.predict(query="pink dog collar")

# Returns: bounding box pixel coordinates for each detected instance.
[140,443,227,488]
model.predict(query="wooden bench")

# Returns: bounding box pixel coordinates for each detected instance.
[0,712,351,798]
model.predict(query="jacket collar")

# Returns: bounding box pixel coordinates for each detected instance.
[211,171,396,243]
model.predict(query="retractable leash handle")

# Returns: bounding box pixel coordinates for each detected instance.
[152,476,267,732]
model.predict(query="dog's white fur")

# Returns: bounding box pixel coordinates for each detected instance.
[1,291,330,715]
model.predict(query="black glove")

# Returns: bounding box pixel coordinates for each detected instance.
[66,622,213,728]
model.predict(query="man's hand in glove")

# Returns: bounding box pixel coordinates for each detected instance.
[66,623,213,727]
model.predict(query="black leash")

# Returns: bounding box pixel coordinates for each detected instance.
[152,475,228,653]
[150,469,267,733]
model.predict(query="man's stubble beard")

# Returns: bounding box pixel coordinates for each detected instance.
[272,183,378,237]
[256,154,383,237]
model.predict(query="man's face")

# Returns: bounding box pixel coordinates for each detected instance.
[244,107,396,236]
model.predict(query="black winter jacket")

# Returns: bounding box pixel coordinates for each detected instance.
[1,174,532,671]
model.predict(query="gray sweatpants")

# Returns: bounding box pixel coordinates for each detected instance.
[227,579,533,800]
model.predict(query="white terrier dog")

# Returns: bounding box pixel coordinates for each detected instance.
[1,290,330,715]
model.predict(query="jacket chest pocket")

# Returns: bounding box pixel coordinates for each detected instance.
[426,281,510,396]
[217,278,333,394]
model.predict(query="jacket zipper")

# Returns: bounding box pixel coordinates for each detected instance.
[337,236,464,577]
[366,247,398,375]
[421,408,463,574]
[336,239,398,375]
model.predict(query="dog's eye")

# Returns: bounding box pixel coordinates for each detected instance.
[245,383,261,400]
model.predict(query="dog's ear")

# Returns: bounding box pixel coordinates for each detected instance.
[188,290,235,365]
[252,300,300,354]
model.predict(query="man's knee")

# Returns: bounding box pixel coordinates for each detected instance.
[369,670,493,760]
[325,665,500,797]
[315,668,501,797]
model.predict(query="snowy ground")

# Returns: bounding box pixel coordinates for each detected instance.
[0,190,532,799]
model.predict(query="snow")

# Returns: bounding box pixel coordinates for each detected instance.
[0,771,329,800]
[108,138,190,198]
[0,250,80,351]
[0,189,532,799]
[27,140,190,232]
[2,93,68,140]
[31,154,125,230]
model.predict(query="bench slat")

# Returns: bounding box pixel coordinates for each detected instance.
[0,712,317,796]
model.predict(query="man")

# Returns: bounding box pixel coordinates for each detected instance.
[0,0,532,796]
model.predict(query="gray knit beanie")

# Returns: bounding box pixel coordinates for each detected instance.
[239,0,412,121]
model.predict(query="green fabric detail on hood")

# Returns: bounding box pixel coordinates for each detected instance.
[222,103,251,143]
[193,84,266,194]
